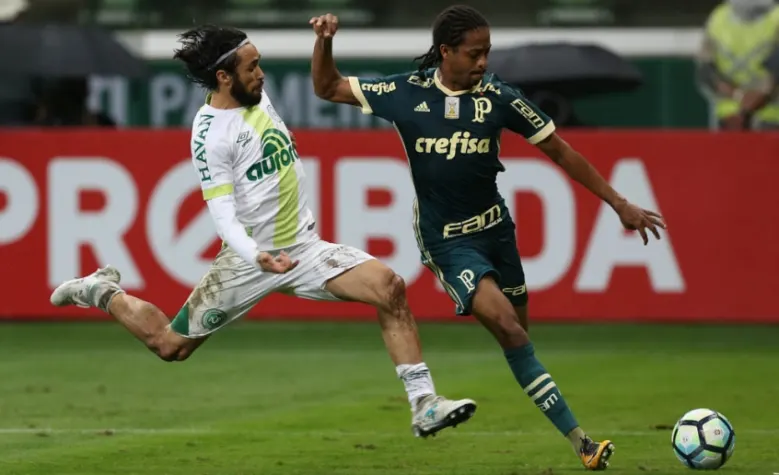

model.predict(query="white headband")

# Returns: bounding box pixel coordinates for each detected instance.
[210,38,250,69]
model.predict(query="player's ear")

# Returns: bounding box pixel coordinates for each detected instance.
[439,43,450,60]
[215,69,232,87]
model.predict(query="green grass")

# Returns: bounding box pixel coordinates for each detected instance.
[0,321,777,474]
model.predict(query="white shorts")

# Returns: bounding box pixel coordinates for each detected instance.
[170,238,374,337]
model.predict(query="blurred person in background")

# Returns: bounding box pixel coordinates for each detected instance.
[32,78,115,127]
[12,0,84,23]
[698,0,779,130]
[0,0,31,126]
[0,0,106,127]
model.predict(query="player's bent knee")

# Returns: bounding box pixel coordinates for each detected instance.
[371,265,409,313]
[156,343,193,362]
[388,272,406,302]
[156,344,179,362]
[514,305,529,333]
[384,271,408,310]
[485,309,529,348]
[149,333,194,362]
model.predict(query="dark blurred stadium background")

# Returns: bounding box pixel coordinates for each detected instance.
[1,0,776,323]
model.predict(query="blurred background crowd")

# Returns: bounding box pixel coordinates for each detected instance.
[1,0,778,131]
[0,0,727,28]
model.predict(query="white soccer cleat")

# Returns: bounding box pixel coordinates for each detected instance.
[411,395,477,438]
[50,266,122,308]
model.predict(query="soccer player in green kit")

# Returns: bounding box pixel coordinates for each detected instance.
[310,5,666,471]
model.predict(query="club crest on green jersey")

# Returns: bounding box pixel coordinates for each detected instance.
[472,97,493,123]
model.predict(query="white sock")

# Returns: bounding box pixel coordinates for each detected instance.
[396,363,436,411]
[88,280,123,313]
[566,427,587,454]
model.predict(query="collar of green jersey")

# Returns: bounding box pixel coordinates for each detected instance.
[434,68,484,97]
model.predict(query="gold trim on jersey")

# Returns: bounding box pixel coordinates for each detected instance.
[412,199,465,309]
[347,77,374,114]
[433,68,483,97]
[526,121,556,145]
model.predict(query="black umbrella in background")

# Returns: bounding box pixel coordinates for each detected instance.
[489,42,643,98]
[0,23,149,78]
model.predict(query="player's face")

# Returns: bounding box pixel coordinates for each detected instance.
[230,44,265,107]
[443,27,491,88]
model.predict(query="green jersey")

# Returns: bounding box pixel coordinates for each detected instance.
[347,68,555,248]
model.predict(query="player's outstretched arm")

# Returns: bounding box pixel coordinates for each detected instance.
[197,138,298,274]
[206,196,297,273]
[536,133,667,245]
[310,14,359,106]
[501,82,666,244]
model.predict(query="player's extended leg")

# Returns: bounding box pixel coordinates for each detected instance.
[327,259,422,365]
[470,277,614,470]
[513,305,529,332]
[324,259,477,438]
[50,266,206,361]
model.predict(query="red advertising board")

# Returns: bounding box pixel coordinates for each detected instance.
[1,129,778,322]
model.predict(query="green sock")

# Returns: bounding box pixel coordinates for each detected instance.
[504,343,579,437]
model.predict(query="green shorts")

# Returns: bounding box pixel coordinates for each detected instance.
[421,222,528,316]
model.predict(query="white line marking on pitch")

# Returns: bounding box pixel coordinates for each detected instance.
[0,428,210,435]
[0,428,776,436]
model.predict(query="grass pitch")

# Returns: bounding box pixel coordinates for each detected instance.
[0,321,776,474]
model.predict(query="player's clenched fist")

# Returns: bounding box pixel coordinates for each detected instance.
[309,14,339,38]
[257,251,299,274]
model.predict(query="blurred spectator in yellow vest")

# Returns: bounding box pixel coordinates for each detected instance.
[698,0,779,130]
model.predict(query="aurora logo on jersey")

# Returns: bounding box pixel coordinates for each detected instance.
[414,131,491,160]
[246,128,298,181]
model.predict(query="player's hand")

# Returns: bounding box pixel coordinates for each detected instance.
[289,132,297,150]
[257,251,299,273]
[309,13,339,39]
[614,201,666,245]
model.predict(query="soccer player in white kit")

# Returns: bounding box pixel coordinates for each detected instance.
[50,24,476,438]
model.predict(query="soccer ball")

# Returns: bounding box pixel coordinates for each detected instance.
[672,408,735,470]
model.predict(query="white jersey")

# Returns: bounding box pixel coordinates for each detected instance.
[174,92,374,338]
[190,93,317,251]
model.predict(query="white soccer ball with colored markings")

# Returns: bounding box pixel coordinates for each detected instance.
[672,408,735,470]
